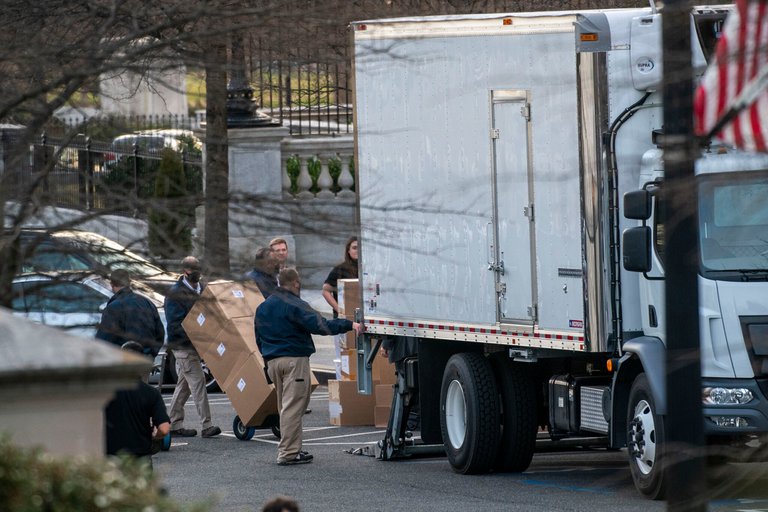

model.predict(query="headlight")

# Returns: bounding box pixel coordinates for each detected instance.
[702,387,754,405]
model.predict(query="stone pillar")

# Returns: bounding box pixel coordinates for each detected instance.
[196,125,292,274]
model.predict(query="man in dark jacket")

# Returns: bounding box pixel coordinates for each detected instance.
[256,267,362,465]
[165,256,221,439]
[105,342,170,465]
[96,269,164,356]
[244,247,278,299]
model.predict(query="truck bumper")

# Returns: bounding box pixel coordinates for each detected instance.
[701,378,768,436]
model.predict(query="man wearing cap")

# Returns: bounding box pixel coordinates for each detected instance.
[96,269,165,357]
[165,256,221,438]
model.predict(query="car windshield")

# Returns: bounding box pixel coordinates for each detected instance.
[699,171,768,279]
[57,233,166,278]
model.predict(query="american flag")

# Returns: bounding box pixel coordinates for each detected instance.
[693,0,768,152]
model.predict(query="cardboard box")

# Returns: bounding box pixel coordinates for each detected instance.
[337,278,360,320]
[375,383,394,407]
[341,330,357,350]
[372,354,397,386]
[181,280,265,356]
[203,316,258,380]
[222,352,277,427]
[340,348,357,381]
[374,405,392,428]
[328,379,375,426]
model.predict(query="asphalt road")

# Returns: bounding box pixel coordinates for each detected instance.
[153,388,768,512]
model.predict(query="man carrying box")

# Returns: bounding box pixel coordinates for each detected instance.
[166,256,221,439]
[256,267,362,465]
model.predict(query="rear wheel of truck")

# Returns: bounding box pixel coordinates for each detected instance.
[490,356,537,472]
[440,352,500,474]
[627,373,666,499]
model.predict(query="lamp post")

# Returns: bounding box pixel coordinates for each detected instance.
[226,35,277,128]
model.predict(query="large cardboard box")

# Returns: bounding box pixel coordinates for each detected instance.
[203,316,258,380]
[181,280,265,356]
[373,354,397,386]
[340,348,357,381]
[328,379,376,426]
[222,352,277,427]
[337,278,360,320]
[374,405,392,428]
[375,383,394,407]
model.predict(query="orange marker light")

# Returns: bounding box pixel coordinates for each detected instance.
[581,33,598,42]
[502,18,512,26]
[606,359,614,372]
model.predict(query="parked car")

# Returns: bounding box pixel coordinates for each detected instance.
[104,129,201,168]
[9,271,218,392]
[16,229,177,295]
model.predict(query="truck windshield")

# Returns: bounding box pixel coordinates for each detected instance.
[699,171,768,280]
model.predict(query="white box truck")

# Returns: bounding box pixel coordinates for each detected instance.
[351,6,768,499]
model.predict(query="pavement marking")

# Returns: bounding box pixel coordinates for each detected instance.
[303,441,380,446]
[306,430,384,442]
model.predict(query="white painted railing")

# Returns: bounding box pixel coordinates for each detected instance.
[281,136,355,199]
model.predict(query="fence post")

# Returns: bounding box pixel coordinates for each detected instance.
[132,141,139,218]
[85,136,93,210]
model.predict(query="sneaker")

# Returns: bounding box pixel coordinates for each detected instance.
[201,426,222,438]
[170,428,197,437]
[277,452,313,465]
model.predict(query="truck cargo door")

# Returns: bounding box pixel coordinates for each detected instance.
[490,90,535,324]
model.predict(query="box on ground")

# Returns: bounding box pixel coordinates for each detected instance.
[374,405,391,428]
[340,348,357,381]
[375,383,394,406]
[372,354,397,385]
[328,379,375,426]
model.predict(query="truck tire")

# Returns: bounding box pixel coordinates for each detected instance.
[627,373,666,499]
[440,352,500,474]
[490,356,537,472]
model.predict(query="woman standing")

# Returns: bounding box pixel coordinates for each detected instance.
[322,236,359,378]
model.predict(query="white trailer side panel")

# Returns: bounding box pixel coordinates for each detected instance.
[355,17,584,333]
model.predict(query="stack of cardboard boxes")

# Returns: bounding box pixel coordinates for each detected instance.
[328,279,396,426]
[182,281,317,428]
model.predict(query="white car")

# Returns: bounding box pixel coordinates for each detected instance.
[11,272,165,338]
[10,272,218,391]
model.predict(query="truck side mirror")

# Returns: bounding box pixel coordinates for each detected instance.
[624,189,651,220]
[622,226,652,272]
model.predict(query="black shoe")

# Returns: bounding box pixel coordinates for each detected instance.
[304,408,312,414]
[171,428,197,437]
[277,452,313,465]
[201,426,222,438]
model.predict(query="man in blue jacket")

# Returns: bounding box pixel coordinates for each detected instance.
[256,267,362,465]
[165,256,221,439]
[244,247,278,299]
[96,269,164,356]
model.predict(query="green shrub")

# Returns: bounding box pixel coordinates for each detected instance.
[0,437,210,512]
[148,148,192,258]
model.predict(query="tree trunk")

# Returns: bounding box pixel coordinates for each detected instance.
[204,33,230,278]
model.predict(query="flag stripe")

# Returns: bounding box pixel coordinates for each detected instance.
[694,0,768,153]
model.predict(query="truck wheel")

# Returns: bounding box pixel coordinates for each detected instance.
[490,356,537,472]
[233,416,256,441]
[627,373,666,499]
[440,352,500,474]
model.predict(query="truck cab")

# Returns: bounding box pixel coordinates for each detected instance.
[623,142,768,442]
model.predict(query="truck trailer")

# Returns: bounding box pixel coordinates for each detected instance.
[351,6,768,499]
